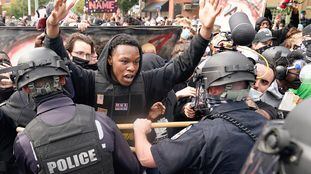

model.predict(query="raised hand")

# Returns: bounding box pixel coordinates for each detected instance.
[199,0,222,39]
[46,0,77,38]
[47,0,77,26]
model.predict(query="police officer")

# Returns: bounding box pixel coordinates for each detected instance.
[133,51,268,174]
[241,98,311,174]
[43,0,220,125]
[13,47,141,174]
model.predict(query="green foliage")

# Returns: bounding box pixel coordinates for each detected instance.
[2,0,50,18]
[118,0,138,14]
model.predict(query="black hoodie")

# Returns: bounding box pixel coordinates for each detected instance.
[44,33,209,120]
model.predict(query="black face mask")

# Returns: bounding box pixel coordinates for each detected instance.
[288,78,302,90]
[256,45,271,54]
[72,56,89,67]
[0,87,14,103]
[72,56,98,70]
[83,64,98,70]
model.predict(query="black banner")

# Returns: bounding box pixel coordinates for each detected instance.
[0,26,182,65]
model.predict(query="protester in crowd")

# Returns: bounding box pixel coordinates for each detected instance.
[64,32,98,70]
[0,52,14,102]
[283,28,303,51]
[0,53,19,174]
[300,10,311,27]
[301,24,311,63]
[142,43,157,54]
[133,51,267,174]
[13,47,141,174]
[43,0,218,129]
[252,28,275,53]
[261,47,306,118]
[248,63,279,120]
[290,63,311,100]
[255,8,299,46]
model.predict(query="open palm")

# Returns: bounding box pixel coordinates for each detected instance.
[199,0,222,29]
[48,0,76,26]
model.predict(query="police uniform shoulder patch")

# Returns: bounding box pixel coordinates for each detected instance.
[170,125,192,140]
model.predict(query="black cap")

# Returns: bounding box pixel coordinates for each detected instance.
[253,28,275,43]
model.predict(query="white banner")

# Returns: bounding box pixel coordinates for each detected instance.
[215,0,267,31]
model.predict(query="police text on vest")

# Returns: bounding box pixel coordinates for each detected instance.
[46,149,97,174]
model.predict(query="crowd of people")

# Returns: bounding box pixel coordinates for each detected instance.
[1,0,311,173]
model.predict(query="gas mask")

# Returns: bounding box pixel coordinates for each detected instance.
[248,87,263,101]
[181,28,192,40]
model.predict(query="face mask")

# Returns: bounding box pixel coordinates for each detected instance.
[84,63,98,70]
[248,87,263,101]
[0,87,14,103]
[72,56,90,68]
[289,78,302,89]
[181,28,191,40]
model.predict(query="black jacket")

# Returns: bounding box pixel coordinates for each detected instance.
[44,33,209,111]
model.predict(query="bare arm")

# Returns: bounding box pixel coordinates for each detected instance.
[199,0,222,40]
[46,0,76,38]
[133,119,157,168]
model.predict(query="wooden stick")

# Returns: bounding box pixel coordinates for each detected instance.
[117,121,198,130]
[16,121,199,132]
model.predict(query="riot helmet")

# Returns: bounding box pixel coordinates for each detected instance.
[194,51,255,101]
[16,47,69,90]
[262,46,291,66]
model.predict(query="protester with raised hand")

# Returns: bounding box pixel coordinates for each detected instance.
[44,0,217,138]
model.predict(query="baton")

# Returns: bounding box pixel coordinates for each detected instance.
[16,121,199,133]
[117,121,198,130]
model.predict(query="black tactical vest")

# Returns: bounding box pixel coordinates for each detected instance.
[95,72,147,124]
[24,104,114,174]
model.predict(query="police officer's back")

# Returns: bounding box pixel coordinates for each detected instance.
[13,47,140,174]
[133,51,267,174]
